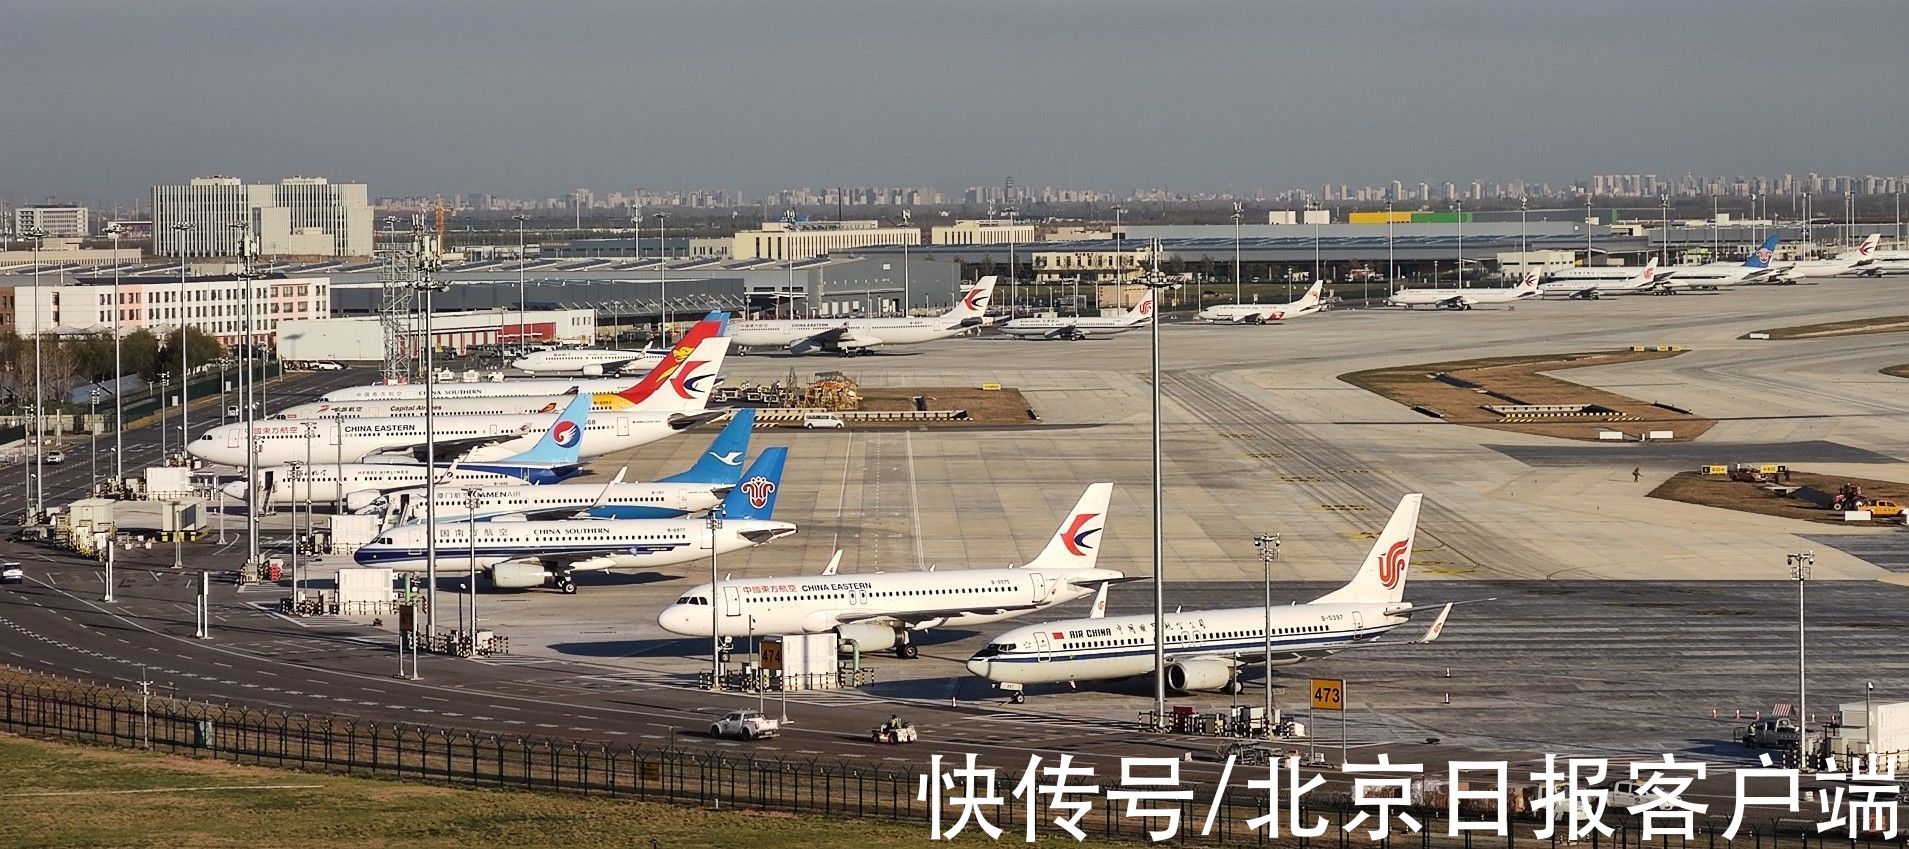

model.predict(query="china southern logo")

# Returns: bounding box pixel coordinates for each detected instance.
[550,420,582,448]
[1060,512,1101,556]
[740,475,777,510]
[1377,539,1409,589]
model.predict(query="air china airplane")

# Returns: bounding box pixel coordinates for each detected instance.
[1769,234,1881,282]
[657,483,1128,659]
[352,448,793,594]
[223,394,594,510]
[379,409,757,525]
[727,277,995,355]
[1537,257,1660,299]
[1387,274,1539,310]
[965,494,1452,703]
[998,290,1153,340]
[1196,282,1324,324]
[1652,235,1782,290]
[187,337,730,467]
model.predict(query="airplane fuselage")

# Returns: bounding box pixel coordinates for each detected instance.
[658,566,1125,637]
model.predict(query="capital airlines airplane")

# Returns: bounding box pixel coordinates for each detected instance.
[224,394,594,510]
[1652,235,1782,291]
[966,494,1450,703]
[1537,257,1659,299]
[353,448,793,594]
[283,314,728,419]
[1387,274,1539,310]
[188,337,729,467]
[658,483,1131,659]
[727,277,995,355]
[998,290,1153,340]
[379,410,757,525]
[1195,281,1324,324]
[1769,234,1880,282]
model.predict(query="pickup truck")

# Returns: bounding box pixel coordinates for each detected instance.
[710,710,780,740]
[1742,716,1802,748]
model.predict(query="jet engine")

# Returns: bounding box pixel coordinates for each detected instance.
[1165,658,1235,692]
[489,562,549,589]
[580,363,605,376]
[834,623,901,652]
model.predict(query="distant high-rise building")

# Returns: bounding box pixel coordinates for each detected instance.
[13,205,89,238]
[151,176,372,257]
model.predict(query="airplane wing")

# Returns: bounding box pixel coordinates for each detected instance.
[829,603,1046,630]
[380,432,536,464]
[786,326,853,352]
[1042,324,1079,340]
[1434,295,1469,309]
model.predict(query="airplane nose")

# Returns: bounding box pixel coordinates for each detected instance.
[657,606,693,635]
[965,657,989,678]
[221,481,248,500]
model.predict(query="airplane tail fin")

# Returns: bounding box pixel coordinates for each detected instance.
[501,394,591,466]
[1857,233,1880,260]
[1744,235,1781,268]
[947,277,998,321]
[1639,257,1659,284]
[608,312,729,406]
[1125,287,1156,325]
[658,409,755,484]
[1023,482,1115,570]
[719,447,787,520]
[624,336,731,412]
[1311,493,1422,606]
[1294,281,1324,307]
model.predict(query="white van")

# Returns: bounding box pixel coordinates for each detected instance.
[801,413,846,430]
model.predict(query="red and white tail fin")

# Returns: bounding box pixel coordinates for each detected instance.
[947,277,997,321]
[624,337,729,412]
[610,316,727,408]
[1856,234,1880,260]
[1312,493,1421,605]
[1640,257,1659,283]
[1294,281,1324,306]
[1125,287,1156,325]
[1023,482,1114,570]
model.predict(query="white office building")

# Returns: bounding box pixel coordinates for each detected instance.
[13,205,90,238]
[929,218,1037,246]
[150,176,374,258]
[730,220,920,261]
[0,272,330,347]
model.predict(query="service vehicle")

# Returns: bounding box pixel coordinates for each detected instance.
[0,562,22,584]
[1742,716,1802,748]
[802,413,846,429]
[44,450,63,464]
[871,721,918,744]
[710,710,780,740]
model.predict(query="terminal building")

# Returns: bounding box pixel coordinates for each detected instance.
[729,220,921,261]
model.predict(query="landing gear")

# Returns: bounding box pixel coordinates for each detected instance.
[555,575,577,594]
[1010,692,1025,705]
[1225,678,1246,695]
[895,642,920,659]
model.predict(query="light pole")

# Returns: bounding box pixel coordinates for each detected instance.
[1003,206,1019,316]
[1455,199,1464,288]
[465,485,481,652]
[24,226,46,523]
[302,421,317,600]
[1254,532,1280,736]
[1789,551,1813,767]
[654,212,670,342]
[1232,201,1244,306]
[415,224,447,641]
[1659,194,1670,266]
[88,390,99,492]
[159,376,170,461]
[1144,244,1169,729]
[708,506,726,691]
[1519,197,1528,282]
[171,222,193,455]
[1585,197,1594,268]
[105,223,125,484]
[513,214,529,356]
[1386,200,1396,293]
[230,221,261,576]
[1112,205,1128,308]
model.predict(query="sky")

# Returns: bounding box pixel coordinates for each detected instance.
[3,0,1906,206]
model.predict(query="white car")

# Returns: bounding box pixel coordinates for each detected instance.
[710,710,780,740]
[311,361,345,371]
[1,562,23,584]
[802,413,846,430]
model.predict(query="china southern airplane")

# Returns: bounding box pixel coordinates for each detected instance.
[379,409,757,525]
[1537,257,1659,298]
[997,290,1153,340]
[656,483,1129,659]
[1652,235,1783,291]
[352,448,793,593]
[1195,281,1324,324]
[965,494,1451,703]
[188,337,729,467]
[727,277,995,355]
[1387,274,1539,310]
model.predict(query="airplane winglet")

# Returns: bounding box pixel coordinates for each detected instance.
[1088,583,1110,619]
[587,467,628,510]
[1415,603,1453,644]
[820,550,842,576]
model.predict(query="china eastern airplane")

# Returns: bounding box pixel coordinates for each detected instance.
[188,337,729,467]
[1652,235,1782,291]
[966,494,1452,704]
[510,347,670,376]
[380,410,757,526]
[1768,234,1880,282]
[352,448,793,594]
[727,277,995,355]
[1537,257,1659,299]
[997,290,1153,340]
[223,394,594,511]
[282,314,728,419]
[657,483,1130,659]
[1387,274,1539,310]
[1195,281,1324,324]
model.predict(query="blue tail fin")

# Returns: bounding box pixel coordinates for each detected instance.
[1743,235,1780,268]
[660,409,755,484]
[503,394,591,466]
[720,447,786,520]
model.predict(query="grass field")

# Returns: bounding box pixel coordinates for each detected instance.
[0,734,1014,849]
[1745,315,1909,340]
[1883,364,1909,380]
[1647,469,1909,524]
[1339,349,1714,442]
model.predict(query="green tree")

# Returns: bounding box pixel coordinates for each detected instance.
[156,327,224,378]
[123,329,160,382]
[61,334,118,382]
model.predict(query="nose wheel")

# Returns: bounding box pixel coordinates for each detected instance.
[1009,692,1025,705]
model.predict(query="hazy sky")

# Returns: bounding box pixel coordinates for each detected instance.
[5,0,1905,205]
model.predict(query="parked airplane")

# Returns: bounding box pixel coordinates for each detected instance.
[510,347,670,376]
[1195,282,1324,324]
[657,483,1128,659]
[965,494,1450,703]
[1652,235,1783,290]
[1537,257,1659,298]
[727,277,995,355]
[319,376,639,404]
[1387,274,1539,310]
[289,314,728,418]
[352,448,793,593]
[188,337,729,467]
[222,394,595,510]
[1769,234,1880,282]
[998,290,1153,340]
[381,409,757,525]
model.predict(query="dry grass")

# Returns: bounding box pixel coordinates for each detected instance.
[1340,350,1715,442]
[1883,364,1909,380]
[1746,315,1909,340]
[856,386,1039,426]
[1647,470,1909,524]
[0,734,1010,849]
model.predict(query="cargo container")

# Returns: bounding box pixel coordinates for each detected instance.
[335,568,395,606]
[327,515,383,555]
[144,466,194,500]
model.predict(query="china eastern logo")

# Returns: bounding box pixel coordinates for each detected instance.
[550,420,581,448]
[740,475,776,509]
[963,287,990,311]
[1060,513,1101,556]
[1378,540,1408,589]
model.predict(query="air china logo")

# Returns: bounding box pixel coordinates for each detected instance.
[740,475,776,509]
[1377,540,1409,589]
[963,287,990,311]
[1060,513,1101,556]
[670,360,711,398]
[1137,300,1153,316]
[550,420,582,448]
